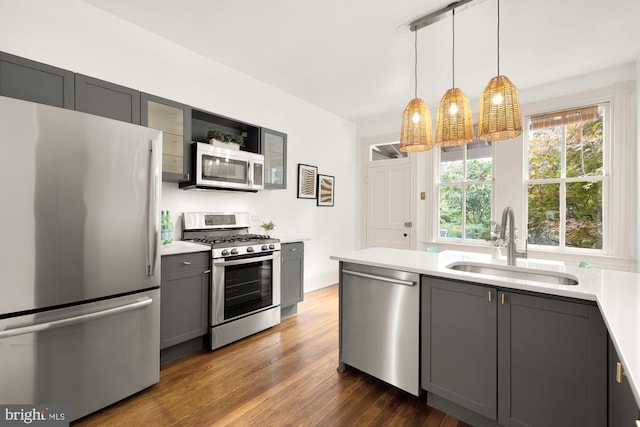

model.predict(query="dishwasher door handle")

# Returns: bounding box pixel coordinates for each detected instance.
[342,269,415,286]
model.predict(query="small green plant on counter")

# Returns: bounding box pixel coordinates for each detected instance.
[481,221,504,247]
[207,129,244,146]
[260,220,275,233]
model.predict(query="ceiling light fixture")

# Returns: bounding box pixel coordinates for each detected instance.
[435,8,474,147]
[399,28,433,152]
[477,0,522,141]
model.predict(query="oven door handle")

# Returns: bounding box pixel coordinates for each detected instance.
[214,254,275,267]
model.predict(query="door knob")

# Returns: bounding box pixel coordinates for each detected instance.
[404,221,413,228]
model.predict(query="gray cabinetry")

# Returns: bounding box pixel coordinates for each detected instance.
[608,338,640,426]
[75,74,140,124]
[280,242,304,316]
[160,252,210,350]
[422,277,607,427]
[0,51,74,109]
[498,290,606,427]
[422,278,497,419]
[261,127,287,189]
[141,93,192,182]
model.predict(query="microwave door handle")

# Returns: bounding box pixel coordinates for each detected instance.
[214,254,275,267]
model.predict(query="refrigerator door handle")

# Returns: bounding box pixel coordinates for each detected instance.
[147,141,159,276]
[0,298,153,339]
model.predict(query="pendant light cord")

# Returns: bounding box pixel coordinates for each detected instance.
[452,9,455,88]
[497,0,501,76]
[414,29,418,99]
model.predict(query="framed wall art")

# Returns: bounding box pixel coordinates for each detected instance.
[317,174,335,207]
[297,164,318,199]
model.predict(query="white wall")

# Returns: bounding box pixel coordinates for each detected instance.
[0,0,358,291]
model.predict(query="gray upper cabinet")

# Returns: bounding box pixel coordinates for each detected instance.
[261,127,287,189]
[75,74,140,124]
[422,277,607,427]
[608,338,640,427]
[281,242,304,308]
[141,93,192,182]
[0,52,74,109]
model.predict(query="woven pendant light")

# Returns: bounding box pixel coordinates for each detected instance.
[477,0,522,141]
[400,29,433,152]
[435,9,474,147]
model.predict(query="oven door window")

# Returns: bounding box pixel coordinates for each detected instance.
[224,258,272,320]
[202,154,248,184]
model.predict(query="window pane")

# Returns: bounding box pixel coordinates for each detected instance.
[566,181,603,249]
[440,146,463,183]
[467,141,492,181]
[440,185,462,238]
[465,184,492,239]
[528,183,560,246]
[528,126,562,179]
[370,142,407,161]
[566,112,604,178]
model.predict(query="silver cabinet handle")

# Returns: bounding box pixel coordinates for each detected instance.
[183,261,192,265]
[0,298,153,339]
[204,269,211,274]
[342,269,415,287]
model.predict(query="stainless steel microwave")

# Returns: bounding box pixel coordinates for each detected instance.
[180,142,264,192]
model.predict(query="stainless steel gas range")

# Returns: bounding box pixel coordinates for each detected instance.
[183,212,281,350]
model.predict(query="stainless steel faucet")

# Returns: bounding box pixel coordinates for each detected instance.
[499,206,527,266]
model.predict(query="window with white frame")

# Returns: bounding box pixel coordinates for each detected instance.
[438,141,493,240]
[526,103,608,250]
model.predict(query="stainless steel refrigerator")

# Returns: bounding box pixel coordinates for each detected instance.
[0,95,162,421]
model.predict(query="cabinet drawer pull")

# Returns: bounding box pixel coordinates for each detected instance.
[204,269,211,274]
[501,293,506,305]
[182,261,192,265]
[616,362,627,383]
[488,291,492,302]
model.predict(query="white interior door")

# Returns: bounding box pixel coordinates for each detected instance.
[366,164,412,249]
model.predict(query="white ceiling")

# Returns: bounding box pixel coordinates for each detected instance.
[83,0,640,128]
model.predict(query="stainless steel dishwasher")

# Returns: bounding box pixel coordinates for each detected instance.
[338,262,420,396]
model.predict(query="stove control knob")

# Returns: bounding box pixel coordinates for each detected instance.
[230,248,239,255]
[261,245,269,251]
[221,249,230,256]
[246,247,254,253]
[268,244,275,250]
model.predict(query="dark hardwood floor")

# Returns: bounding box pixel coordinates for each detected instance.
[73,285,470,427]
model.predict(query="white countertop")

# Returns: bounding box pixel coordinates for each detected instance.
[330,247,640,408]
[160,240,210,256]
[273,236,311,244]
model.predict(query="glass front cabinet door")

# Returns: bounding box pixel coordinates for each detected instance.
[141,93,192,182]
[261,127,287,189]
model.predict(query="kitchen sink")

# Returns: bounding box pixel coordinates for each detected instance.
[446,261,580,286]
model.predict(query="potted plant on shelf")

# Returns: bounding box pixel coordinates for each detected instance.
[207,129,244,150]
[260,220,275,237]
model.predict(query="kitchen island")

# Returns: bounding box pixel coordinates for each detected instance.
[331,247,640,426]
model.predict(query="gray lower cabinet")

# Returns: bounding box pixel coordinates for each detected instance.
[160,252,210,350]
[422,277,607,427]
[280,242,304,313]
[422,278,498,419]
[608,338,640,426]
[0,51,74,109]
[75,74,140,124]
